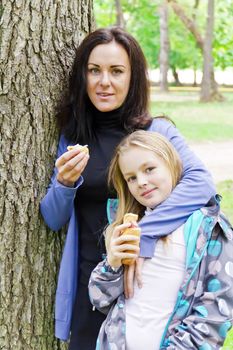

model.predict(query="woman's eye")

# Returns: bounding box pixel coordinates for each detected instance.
[112,68,123,76]
[88,68,100,75]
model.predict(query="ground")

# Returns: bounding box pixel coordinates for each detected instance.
[189,140,233,184]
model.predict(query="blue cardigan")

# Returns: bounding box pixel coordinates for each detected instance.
[40,118,216,341]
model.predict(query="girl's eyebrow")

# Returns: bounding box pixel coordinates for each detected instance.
[124,162,150,176]
[123,171,134,177]
[123,162,154,176]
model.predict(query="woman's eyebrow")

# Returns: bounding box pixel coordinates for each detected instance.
[87,63,126,68]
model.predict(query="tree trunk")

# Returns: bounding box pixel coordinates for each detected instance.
[0,1,94,349]
[159,1,170,91]
[193,67,198,87]
[115,0,125,28]
[200,0,222,102]
[167,0,223,101]
[171,66,181,86]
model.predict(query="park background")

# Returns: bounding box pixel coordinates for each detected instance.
[0,0,232,349]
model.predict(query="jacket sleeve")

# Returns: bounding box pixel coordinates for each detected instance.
[140,119,216,257]
[40,135,83,231]
[161,228,233,349]
[88,259,124,315]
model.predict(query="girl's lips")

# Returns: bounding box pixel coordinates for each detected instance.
[141,188,157,197]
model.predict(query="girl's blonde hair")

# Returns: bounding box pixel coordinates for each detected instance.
[105,130,182,251]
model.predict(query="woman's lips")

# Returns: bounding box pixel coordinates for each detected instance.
[97,92,113,97]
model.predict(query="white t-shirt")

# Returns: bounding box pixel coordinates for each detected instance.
[125,225,186,350]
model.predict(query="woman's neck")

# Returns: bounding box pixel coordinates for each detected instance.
[91,105,124,130]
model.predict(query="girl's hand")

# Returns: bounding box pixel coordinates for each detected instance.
[124,257,144,299]
[55,148,89,187]
[107,223,140,269]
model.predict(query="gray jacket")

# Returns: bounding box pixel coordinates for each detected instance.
[89,198,233,349]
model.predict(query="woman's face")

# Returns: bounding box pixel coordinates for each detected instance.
[86,41,131,112]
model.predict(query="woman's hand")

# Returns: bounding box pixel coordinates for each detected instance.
[55,148,89,187]
[107,223,140,269]
[124,257,144,298]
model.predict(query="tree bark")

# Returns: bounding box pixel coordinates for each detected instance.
[167,0,223,101]
[159,1,170,91]
[0,1,94,349]
[115,0,125,28]
[171,66,181,86]
[200,0,222,101]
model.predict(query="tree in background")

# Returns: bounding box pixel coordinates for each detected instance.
[159,0,170,91]
[94,0,232,94]
[0,1,94,349]
[167,0,223,101]
[200,0,218,101]
[115,0,125,27]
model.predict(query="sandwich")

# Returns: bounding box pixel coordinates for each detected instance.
[121,213,140,265]
[67,144,89,154]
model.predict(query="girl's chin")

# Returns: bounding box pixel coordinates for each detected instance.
[140,198,159,208]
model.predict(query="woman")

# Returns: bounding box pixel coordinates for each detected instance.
[40,27,216,349]
[89,130,233,350]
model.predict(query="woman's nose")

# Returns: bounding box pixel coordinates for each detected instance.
[100,72,110,86]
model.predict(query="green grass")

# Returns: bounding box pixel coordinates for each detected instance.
[224,328,233,349]
[217,181,233,223]
[150,92,233,141]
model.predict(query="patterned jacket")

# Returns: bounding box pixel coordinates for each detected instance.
[89,198,233,349]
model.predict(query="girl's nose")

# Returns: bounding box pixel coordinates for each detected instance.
[100,72,110,87]
[137,175,148,187]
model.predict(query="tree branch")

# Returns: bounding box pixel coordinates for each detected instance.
[167,0,204,51]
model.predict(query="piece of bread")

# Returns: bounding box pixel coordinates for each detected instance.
[67,144,89,154]
[121,213,140,265]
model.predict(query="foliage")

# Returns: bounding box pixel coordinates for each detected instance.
[94,0,233,71]
[94,0,161,67]
[214,1,233,70]
[168,9,202,71]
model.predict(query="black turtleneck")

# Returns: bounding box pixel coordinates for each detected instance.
[75,106,128,285]
[69,107,128,350]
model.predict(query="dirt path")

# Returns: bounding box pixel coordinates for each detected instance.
[189,140,233,184]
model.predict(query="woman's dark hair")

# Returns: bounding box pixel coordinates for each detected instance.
[57,26,152,143]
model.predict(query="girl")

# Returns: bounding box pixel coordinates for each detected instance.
[89,130,233,350]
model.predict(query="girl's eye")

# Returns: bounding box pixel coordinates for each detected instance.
[145,167,155,173]
[127,176,136,183]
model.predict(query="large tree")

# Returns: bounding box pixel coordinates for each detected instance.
[0,1,94,349]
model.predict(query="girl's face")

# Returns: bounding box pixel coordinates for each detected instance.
[86,41,131,112]
[119,146,173,209]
